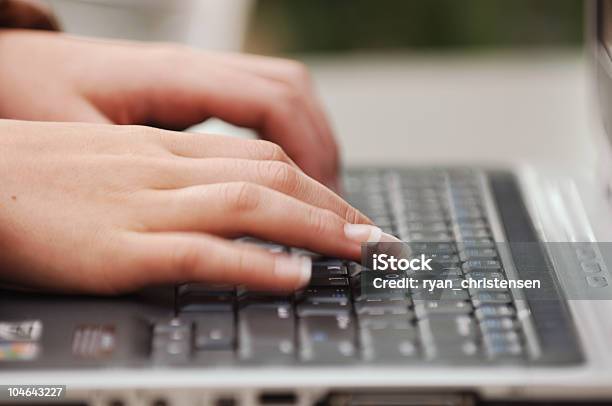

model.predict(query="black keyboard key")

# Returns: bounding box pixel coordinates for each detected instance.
[463,260,502,272]
[474,305,516,320]
[355,299,410,316]
[299,315,356,363]
[408,231,453,242]
[237,292,292,308]
[298,287,350,304]
[297,301,351,317]
[459,248,498,261]
[411,289,470,301]
[177,283,235,297]
[471,291,512,307]
[483,330,523,359]
[238,306,295,363]
[193,313,235,351]
[419,315,478,341]
[479,317,518,333]
[361,325,419,362]
[312,260,348,277]
[418,315,480,361]
[457,239,495,250]
[151,319,191,364]
[179,293,234,313]
[465,271,505,281]
[402,221,448,233]
[413,300,473,318]
[409,242,456,254]
[309,276,349,287]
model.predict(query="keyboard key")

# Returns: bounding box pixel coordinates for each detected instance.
[239,306,295,363]
[412,289,470,301]
[297,302,351,317]
[455,219,487,229]
[309,276,349,287]
[355,300,411,316]
[469,286,510,296]
[361,325,419,362]
[463,260,502,272]
[357,310,414,330]
[403,221,448,233]
[408,232,453,242]
[455,228,490,239]
[457,239,495,250]
[409,242,455,254]
[413,300,473,318]
[474,305,516,320]
[179,293,234,313]
[359,314,414,330]
[465,271,505,281]
[353,284,408,302]
[418,316,480,361]
[483,331,523,359]
[238,292,292,308]
[426,253,461,267]
[152,319,191,364]
[298,287,350,304]
[471,291,513,307]
[419,315,478,341]
[299,315,356,363]
[459,248,498,261]
[177,283,234,297]
[479,317,519,333]
[192,313,235,351]
[312,260,348,277]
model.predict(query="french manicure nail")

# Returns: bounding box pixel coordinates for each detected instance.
[274,255,312,287]
[381,232,403,243]
[344,223,383,243]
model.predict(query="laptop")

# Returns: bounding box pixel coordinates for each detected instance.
[1,2,612,405]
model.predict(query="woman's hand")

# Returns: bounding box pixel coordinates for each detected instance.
[0,120,377,295]
[0,29,339,187]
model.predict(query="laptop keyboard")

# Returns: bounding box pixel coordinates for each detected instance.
[151,169,531,366]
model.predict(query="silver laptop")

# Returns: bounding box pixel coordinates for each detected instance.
[1,1,612,405]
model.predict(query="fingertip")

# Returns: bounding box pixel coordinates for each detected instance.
[274,254,312,289]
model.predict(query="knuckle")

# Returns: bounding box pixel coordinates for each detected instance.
[283,60,311,84]
[307,207,333,237]
[170,243,202,280]
[223,182,262,213]
[276,84,304,112]
[344,205,361,224]
[264,161,300,193]
[254,140,290,163]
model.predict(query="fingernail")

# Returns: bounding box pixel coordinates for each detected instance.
[274,255,312,288]
[381,232,403,243]
[344,223,382,243]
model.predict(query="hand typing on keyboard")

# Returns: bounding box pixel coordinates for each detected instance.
[0,30,339,188]
[0,31,392,294]
[0,120,381,294]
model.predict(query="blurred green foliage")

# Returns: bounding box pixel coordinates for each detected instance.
[246,0,583,54]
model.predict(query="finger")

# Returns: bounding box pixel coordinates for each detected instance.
[152,158,371,224]
[119,231,311,292]
[5,95,111,124]
[156,131,299,170]
[143,182,379,258]
[135,52,334,184]
[200,52,340,184]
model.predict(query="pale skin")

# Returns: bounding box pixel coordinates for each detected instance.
[0,30,388,294]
